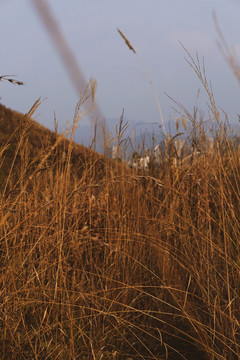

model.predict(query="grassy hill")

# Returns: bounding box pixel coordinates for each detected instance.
[0,103,240,359]
[0,103,113,186]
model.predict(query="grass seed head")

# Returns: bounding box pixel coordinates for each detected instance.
[117,28,136,54]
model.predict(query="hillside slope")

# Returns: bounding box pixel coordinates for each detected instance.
[0,103,116,187]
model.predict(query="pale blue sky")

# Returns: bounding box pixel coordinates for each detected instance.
[0,0,239,143]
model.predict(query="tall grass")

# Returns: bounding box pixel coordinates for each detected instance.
[1,26,240,360]
[1,82,240,360]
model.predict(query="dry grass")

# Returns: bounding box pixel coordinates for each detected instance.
[1,21,240,359]
[0,88,240,360]
[0,75,23,86]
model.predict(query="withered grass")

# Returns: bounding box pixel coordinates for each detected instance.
[1,38,240,358]
[0,96,240,360]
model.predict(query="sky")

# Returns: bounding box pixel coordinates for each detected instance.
[0,0,240,145]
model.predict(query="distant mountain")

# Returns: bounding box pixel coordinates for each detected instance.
[72,115,240,156]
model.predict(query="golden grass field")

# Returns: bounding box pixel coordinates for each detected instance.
[1,19,240,358]
[0,79,240,360]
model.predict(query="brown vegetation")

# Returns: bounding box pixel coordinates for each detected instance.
[0,94,240,359]
[1,15,240,358]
